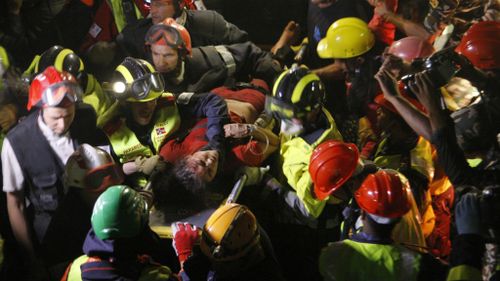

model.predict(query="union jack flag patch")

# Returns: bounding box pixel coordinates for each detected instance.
[156,127,166,135]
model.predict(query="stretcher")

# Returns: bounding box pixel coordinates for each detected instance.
[149,174,248,239]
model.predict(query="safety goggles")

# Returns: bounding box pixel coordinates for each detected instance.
[84,163,124,193]
[42,80,82,107]
[145,24,182,47]
[110,72,164,100]
[265,96,307,120]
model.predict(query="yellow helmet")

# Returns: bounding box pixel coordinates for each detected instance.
[200,203,261,262]
[111,57,164,102]
[317,17,375,59]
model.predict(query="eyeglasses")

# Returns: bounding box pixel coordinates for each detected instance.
[41,81,82,107]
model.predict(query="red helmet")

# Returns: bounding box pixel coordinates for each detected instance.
[354,169,411,220]
[455,21,500,70]
[27,66,82,110]
[145,18,192,56]
[374,90,426,115]
[387,36,434,62]
[309,140,360,200]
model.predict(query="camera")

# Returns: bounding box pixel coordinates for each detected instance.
[456,185,500,243]
[400,46,465,94]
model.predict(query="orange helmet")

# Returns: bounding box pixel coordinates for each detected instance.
[309,141,359,200]
[354,170,411,222]
[145,18,192,56]
[455,21,500,70]
[27,66,82,110]
[388,36,434,62]
[200,203,261,262]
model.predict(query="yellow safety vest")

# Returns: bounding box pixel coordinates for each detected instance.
[106,100,181,164]
[83,74,120,128]
[374,136,436,237]
[107,0,143,33]
[374,136,435,182]
[319,239,422,281]
[64,255,174,281]
[280,107,343,218]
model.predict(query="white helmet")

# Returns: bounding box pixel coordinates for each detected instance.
[64,144,123,192]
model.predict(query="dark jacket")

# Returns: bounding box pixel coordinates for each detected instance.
[118,10,249,60]
[164,42,281,94]
[6,104,107,243]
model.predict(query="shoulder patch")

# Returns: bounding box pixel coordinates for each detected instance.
[88,23,102,38]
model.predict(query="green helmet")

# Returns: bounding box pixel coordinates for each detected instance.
[91,185,149,240]
[267,65,325,120]
[110,57,164,102]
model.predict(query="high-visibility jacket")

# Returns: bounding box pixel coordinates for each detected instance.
[374,136,436,237]
[104,94,180,164]
[320,239,422,281]
[374,136,435,183]
[280,107,343,218]
[62,255,176,281]
[80,0,148,52]
[103,94,180,187]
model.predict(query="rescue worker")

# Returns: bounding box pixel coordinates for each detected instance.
[265,65,342,281]
[102,57,229,189]
[319,169,447,281]
[309,141,427,251]
[1,67,107,280]
[145,20,281,94]
[0,45,20,139]
[171,203,286,280]
[79,0,149,53]
[371,94,434,221]
[375,20,500,188]
[385,36,454,259]
[267,65,342,220]
[62,185,177,281]
[317,17,385,143]
[23,45,119,127]
[40,144,123,277]
[118,0,249,59]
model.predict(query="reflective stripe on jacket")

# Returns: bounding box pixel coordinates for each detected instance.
[319,239,422,281]
[280,107,343,218]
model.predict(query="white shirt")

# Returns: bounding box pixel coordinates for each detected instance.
[2,114,75,193]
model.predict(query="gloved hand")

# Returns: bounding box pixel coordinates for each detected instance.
[237,166,270,186]
[134,155,164,175]
[455,193,481,235]
[172,222,200,264]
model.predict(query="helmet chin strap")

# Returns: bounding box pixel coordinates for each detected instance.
[164,59,185,85]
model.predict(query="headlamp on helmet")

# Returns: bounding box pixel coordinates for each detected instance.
[106,57,164,102]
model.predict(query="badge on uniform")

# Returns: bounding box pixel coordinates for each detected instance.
[156,127,166,136]
[89,23,102,38]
